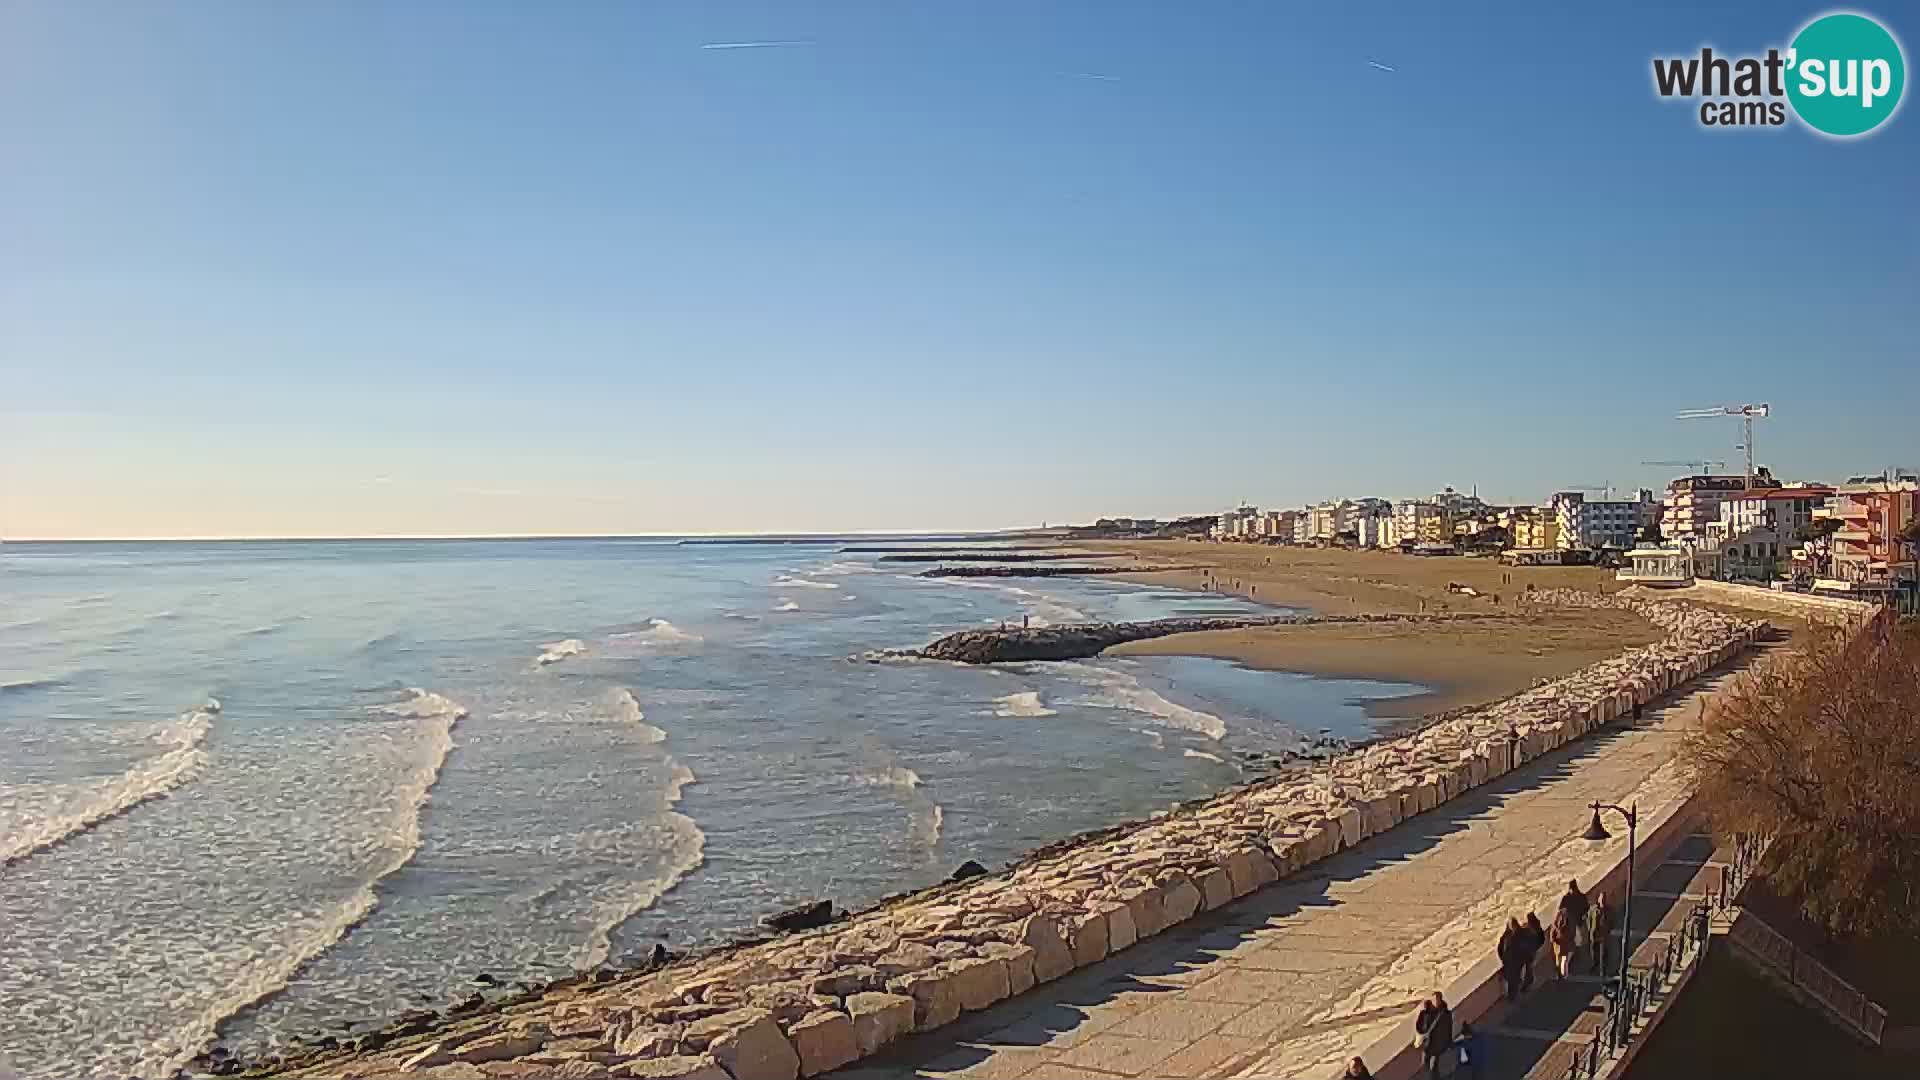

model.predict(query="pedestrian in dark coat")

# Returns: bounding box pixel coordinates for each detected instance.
[1520,912,1547,992]
[1344,1058,1374,1079]
[1414,992,1454,1079]
[1497,916,1526,1000]
[1455,1021,1488,1080]
[1550,907,1577,980]
[1559,879,1592,962]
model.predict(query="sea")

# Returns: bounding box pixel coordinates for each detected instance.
[0,539,1422,1078]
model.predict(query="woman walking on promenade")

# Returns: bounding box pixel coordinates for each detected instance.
[1550,906,1578,980]
[1344,1058,1373,1079]
[1520,912,1547,992]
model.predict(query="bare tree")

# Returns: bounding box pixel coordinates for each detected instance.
[1683,618,1920,937]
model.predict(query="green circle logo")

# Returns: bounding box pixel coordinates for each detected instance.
[1787,12,1906,136]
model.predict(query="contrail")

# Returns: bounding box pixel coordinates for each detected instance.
[1367,59,1397,73]
[701,40,813,50]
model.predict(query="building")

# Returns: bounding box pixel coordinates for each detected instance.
[1706,486,1832,541]
[1394,500,1447,546]
[1211,504,1261,540]
[1821,479,1919,598]
[1351,511,1387,548]
[1258,509,1299,540]
[1661,474,1755,542]
[1292,511,1314,545]
[1617,545,1710,587]
[1552,489,1658,551]
[1510,508,1561,551]
[1375,515,1402,549]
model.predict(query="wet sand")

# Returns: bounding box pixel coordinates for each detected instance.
[1081,541,1663,720]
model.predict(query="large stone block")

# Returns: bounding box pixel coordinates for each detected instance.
[1105,900,1138,952]
[1120,884,1167,939]
[1223,847,1274,897]
[784,1012,857,1079]
[612,1056,731,1080]
[1160,876,1203,925]
[448,1032,544,1065]
[1362,794,1397,837]
[981,941,1037,995]
[887,968,961,1032]
[1334,806,1362,849]
[1017,914,1075,983]
[1195,866,1234,911]
[946,955,1011,1012]
[844,993,914,1056]
[695,1009,799,1080]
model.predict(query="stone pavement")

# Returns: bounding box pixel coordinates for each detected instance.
[828,650,1773,1080]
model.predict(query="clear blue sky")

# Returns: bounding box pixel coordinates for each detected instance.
[3,1,1915,537]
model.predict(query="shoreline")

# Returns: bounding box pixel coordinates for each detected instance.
[1066,543,1663,720]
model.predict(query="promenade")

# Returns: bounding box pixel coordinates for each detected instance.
[829,650,1769,1080]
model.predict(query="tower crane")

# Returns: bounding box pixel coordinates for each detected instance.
[1676,404,1769,489]
[1641,459,1728,475]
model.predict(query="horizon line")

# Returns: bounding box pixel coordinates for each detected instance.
[0,527,1059,544]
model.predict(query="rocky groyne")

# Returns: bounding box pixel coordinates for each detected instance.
[914,565,1188,579]
[875,553,1116,563]
[243,590,1766,1080]
[911,612,1487,664]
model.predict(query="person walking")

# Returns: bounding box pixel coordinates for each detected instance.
[1414,992,1454,1079]
[1454,1021,1487,1080]
[1520,912,1546,993]
[1550,906,1577,981]
[1589,892,1616,975]
[1558,880,1591,965]
[1497,917,1526,1000]
[1344,1058,1373,1080]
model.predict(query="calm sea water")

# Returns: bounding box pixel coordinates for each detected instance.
[0,539,1418,1078]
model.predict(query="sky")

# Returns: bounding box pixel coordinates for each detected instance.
[2,1,1915,538]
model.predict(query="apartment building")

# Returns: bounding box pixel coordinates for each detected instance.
[1821,479,1919,592]
[1552,489,1658,550]
[1661,474,1752,542]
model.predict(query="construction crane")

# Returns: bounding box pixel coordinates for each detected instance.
[1676,404,1769,489]
[1641,459,1728,474]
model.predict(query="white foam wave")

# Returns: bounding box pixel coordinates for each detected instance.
[1133,727,1167,751]
[604,689,668,743]
[810,560,883,576]
[991,691,1057,718]
[577,762,706,968]
[771,575,839,590]
[772,599,800,612]
[0,700,218,869]
[853,765,923,791]
[609,619,703,647]
[536,638,587,666]
[134,688,468,1075]
[1183,749,1228,765]
[909,802,944,849]
[1059,663,1228,740]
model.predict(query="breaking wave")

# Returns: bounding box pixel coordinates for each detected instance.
[0,699,219,869]
[1058,662,1228,740]
[609,619,703,647]
[536,639,587,666]
[909,802,944,849]
[576,763,706,969]
[1183,749,1229,765]
[132,687,469,1076]
[0,675,67,695]
[770,575,838,590]
[853,765,923,791]
[991,691,1057,718]
[604,689,667,743]
[772,599,800,612]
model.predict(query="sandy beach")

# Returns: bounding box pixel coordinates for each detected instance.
[1080,541,1663,719]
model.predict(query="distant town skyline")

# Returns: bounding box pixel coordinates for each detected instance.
[4,2,1916,539]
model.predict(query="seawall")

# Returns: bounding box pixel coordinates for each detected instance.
[244,591,1766,1080]
[911,612,1495,664]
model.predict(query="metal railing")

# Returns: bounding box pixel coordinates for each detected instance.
[1558,901,1714,1080]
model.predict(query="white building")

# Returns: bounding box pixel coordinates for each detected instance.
[1661,474,1754,542]
[1552,490,1658,551]
[1705,486,1832,541]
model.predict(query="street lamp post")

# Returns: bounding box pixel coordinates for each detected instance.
[1583,801,1639,1036]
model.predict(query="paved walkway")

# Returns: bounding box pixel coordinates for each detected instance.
[828,647,1775,1080]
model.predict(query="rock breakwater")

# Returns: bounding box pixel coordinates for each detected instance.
[913,612,1486,664]
[914,565,1187,579]
[244,590,1765,1080]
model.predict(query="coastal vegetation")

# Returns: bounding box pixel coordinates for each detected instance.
[1683,618,1920,937]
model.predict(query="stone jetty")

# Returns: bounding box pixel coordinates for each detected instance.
[913,612,1487,664]
[914,565,1188,579]
[243,589,1766,1080]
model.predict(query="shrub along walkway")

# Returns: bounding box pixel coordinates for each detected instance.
[829,655,1770,1080]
